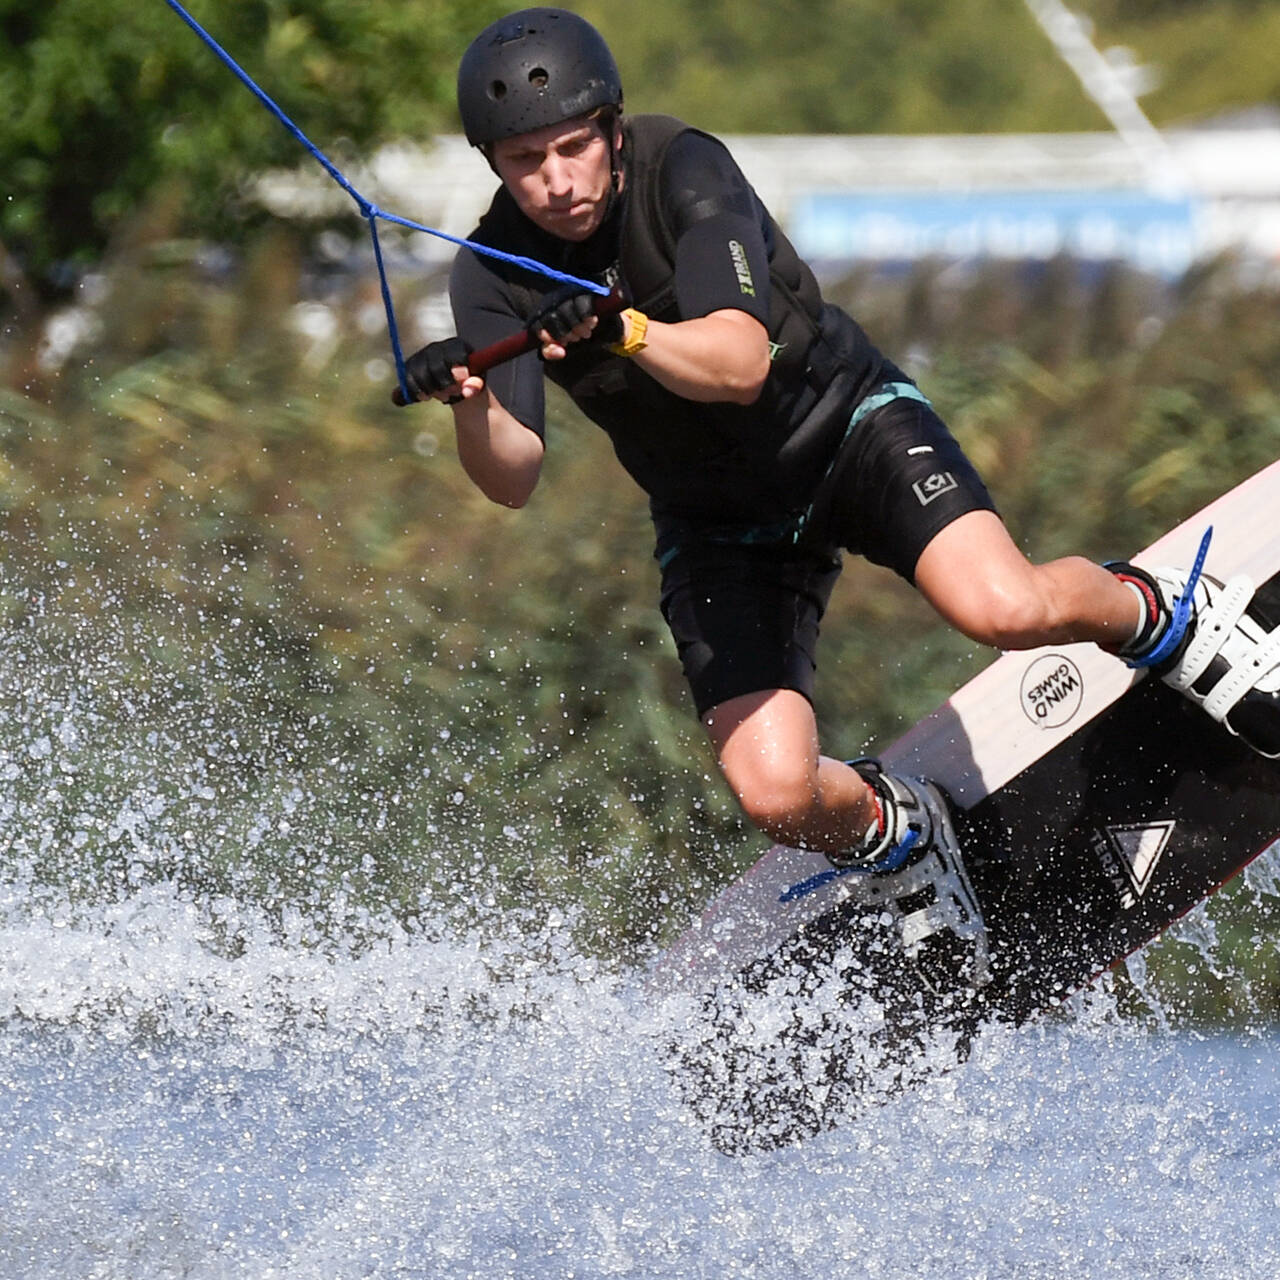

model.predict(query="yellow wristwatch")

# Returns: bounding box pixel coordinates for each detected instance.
[608,308,649,357]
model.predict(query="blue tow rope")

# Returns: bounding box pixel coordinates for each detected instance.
[164,0,610,402]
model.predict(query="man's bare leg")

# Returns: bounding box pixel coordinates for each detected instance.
[702,688,875,855]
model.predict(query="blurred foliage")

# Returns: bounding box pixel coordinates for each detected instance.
[0,0,511,293]
[572,0,1103,135]
[569,0,1280,133]
[2,205,1280,1007]
[1079,0,1280,126]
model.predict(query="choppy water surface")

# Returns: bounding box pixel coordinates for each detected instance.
[3,876,1280,1280]
[2,576,1279,1278]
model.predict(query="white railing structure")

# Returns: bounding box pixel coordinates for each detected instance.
[255,124,1280,281]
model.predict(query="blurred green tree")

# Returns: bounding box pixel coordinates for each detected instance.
[0,0,508,295]
[1078,0,1280,125]
[572,0,1104,134]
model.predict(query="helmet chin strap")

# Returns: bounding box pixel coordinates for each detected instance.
[601,109,625,221]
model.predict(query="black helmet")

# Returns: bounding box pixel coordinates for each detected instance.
[457,8,623,147]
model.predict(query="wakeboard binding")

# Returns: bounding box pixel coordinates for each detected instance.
[1110,549,1280,759]
[826,760,992,994]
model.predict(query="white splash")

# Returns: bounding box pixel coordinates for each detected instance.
[2,877,1280,1280]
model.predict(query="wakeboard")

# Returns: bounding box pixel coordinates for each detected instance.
[651,460,1280,1154]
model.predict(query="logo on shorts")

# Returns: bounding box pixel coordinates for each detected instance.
[913,471,958,505]
[1019,653,1084,728]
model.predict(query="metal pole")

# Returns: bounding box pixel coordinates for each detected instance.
[1023,0,1185,194]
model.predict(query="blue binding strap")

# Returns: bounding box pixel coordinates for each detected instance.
[1126,526,1214,669]
[164,0,610,402]
[779,828,920,904]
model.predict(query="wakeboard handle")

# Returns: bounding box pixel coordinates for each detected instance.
[391,289,628,405]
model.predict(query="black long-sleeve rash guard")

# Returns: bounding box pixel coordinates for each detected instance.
[448,128,773,439]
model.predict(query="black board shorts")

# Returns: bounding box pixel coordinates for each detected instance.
[659,386,997,718]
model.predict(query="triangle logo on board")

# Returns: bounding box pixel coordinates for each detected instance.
[1103,820,1175,905]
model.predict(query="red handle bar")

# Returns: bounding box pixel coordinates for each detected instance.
[391,289,627,406]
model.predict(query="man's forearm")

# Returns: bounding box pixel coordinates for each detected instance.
[453,388,545,509]
[630,309,770,405]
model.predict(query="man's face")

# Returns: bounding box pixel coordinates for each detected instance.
[491,114,622,242]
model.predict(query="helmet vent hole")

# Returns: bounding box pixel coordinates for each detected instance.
[528,66,549,89]
[488,79,507,101]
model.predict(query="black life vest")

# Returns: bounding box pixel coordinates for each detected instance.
[467,114,885,534]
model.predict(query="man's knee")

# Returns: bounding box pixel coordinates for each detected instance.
[722,753,820,842]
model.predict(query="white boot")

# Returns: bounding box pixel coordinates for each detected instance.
[1110,553,1280,759]
[829,760,991,991]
